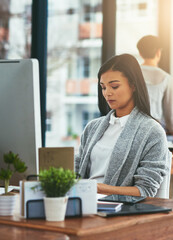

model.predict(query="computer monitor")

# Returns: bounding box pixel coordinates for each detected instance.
[0,59,42,186]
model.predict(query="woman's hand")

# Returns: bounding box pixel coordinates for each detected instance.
[97,183,141,196]
[97,183,110,194]
[97,183,120,195]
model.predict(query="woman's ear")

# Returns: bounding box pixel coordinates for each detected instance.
[132,84,136,92]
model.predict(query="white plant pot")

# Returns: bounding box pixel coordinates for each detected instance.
[0,194,17,216]
[44,196,68,221]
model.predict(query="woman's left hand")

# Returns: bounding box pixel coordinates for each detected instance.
[97,183,113,194]
[97,183,141,196]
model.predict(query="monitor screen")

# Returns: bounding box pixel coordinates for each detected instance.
[0,59,42,186]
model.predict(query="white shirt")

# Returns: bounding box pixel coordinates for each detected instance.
[89,113,129,183]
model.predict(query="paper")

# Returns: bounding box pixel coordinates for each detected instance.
[67,179,97,215]
[20,180,45,218]
[0,186,20,194]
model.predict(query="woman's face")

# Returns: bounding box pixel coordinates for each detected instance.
[100,70,135,117]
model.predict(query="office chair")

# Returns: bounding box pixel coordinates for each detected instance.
[155,152,172,199]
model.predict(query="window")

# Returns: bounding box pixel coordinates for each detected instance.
[116,0,158,62]
[0,0,32,59]
[46,111,52,132]
[46,0,102,150]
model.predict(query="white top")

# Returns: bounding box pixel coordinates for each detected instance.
[89,113,129,183]
[141,65,173,133]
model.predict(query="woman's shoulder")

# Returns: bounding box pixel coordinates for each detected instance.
[130,108,165,135]
[85,115,105,129]
[139,112,166,137]
[80,116,106,140]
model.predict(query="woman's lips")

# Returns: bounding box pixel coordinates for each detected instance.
[107,100,115,104]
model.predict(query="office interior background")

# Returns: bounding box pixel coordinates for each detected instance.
[0,0,172,150]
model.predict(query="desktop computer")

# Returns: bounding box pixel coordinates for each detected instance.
[0,59,42,186]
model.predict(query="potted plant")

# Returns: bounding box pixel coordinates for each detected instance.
[39,166,77,221]
[0,151,27,216]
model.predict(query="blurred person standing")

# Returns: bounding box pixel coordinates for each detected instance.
[137,35,173,135]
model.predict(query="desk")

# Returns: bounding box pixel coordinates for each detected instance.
[0,224,69,240]
[0,198,173,240]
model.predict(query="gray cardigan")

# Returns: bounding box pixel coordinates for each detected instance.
[75,107,171,197]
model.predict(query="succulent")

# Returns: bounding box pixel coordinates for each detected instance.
[0,151,27,194]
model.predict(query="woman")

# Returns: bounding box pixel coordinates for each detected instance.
[75,54,171,197]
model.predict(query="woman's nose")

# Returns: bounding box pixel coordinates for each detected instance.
[105,88,112,96]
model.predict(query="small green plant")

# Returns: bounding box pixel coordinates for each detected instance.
[0,151,27,195]
[39,167,77,197]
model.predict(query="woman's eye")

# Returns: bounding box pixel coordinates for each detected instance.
[112,86,119,89]
[101,87,106,90]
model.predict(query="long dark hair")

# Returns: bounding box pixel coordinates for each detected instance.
[97,54,151,116]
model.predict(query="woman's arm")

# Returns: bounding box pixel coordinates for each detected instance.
[97,183,141,196]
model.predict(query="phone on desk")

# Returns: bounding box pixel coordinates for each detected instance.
[98,194,146,204]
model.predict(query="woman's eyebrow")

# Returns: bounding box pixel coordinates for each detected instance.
[100,80,120,84]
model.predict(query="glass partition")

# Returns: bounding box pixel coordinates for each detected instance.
[46,0,102,150]
[116,0,158,63]
[0,0,32,59]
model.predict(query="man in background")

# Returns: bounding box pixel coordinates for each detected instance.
[137,35,173,135]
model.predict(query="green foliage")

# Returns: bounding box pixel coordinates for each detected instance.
[0,151,27,194]
[0,168,13,180]
[13,157,27,173]
[39,167,77,197]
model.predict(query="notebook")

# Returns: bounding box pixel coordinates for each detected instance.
[97,203,172,217]
[39,147,74,171]
[97,202,123,212]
